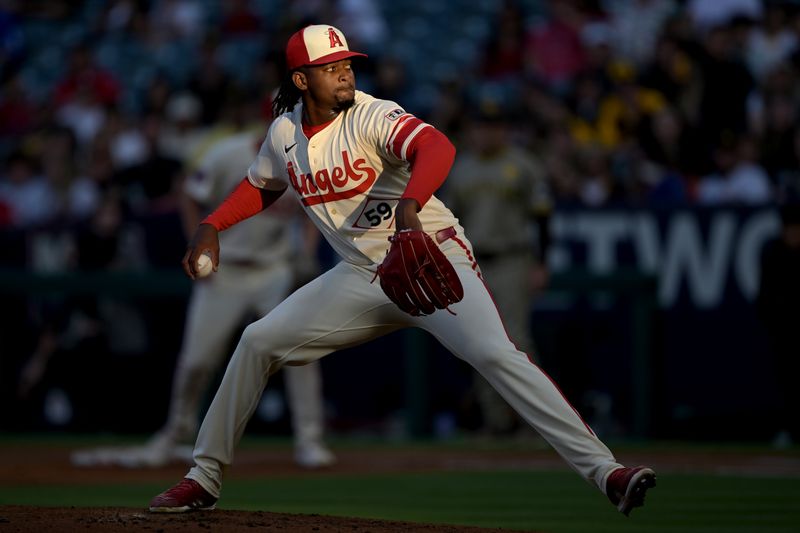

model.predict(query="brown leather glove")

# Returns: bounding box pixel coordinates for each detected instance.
[376,230,464,316]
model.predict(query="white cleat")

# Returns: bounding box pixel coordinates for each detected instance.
[70,439,193,469]
[294,443,337,469]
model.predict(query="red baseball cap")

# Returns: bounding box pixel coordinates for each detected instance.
[285,24,367,71]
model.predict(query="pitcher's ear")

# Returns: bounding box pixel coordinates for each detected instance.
[292,71,307,91]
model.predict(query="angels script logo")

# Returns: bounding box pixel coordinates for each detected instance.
[287,150,377,206]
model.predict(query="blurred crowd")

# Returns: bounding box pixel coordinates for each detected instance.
[1,0,800,272]
[450,0,800,211]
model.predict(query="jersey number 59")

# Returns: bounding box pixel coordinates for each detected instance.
[353,198,398,229]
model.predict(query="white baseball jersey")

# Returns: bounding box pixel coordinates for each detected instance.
[186,131,294,266]
[247,90,464,265]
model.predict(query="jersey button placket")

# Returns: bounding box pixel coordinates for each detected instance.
[307,144,317,170]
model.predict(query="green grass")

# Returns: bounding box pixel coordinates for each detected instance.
[1,434,798,532]
[1,470,798,533]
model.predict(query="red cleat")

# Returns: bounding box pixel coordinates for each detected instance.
[149,478,217,513]
[606,466,656,516]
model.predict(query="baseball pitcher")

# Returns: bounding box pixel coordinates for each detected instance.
[149,25,656,516]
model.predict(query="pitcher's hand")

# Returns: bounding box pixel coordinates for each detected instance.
[182,223,220,280]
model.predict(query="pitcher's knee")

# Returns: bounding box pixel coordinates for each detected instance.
[238,323,282,364]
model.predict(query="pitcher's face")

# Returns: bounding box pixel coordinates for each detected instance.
[300,60,356,111]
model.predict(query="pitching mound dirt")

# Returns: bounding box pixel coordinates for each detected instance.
[0,506,531,533]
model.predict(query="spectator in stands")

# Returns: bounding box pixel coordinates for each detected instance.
[426,76,470,142]
[54,43,120,109]
[52,43,121,147]
[697,134,772,205]
[0,74,36,138]
[579,21,614,88]
[221,0,262,36]
[252,52,284,121]
[480,0,527,81]
[187,37,231,125]
[575,142,619,206]
[334,0,388,56]
[141,73,173,116]
[606,0,678,67]
[686,0,762,34]
[116,113,181,208]
[757,201,800,449]
[567,72,607,144]
[0,4,26,83]
[81,139,119,201]
[774,128,800,198]
[285,0,336,29]
[745,2,797,82]
[541,124,583,206]
[40,135,99,223]
[114,112,183,267]
[518,79,572,150]
[370,56,410,105]
[638,34,701,121]
[158,91,208,163]
[693,23,755,163]
[572,62,667,150]
[523,0,588,95]
[0,151,55,228]
[759,93,798,180]
[148,0,205,43]
[99,108,149,171]
[748,63,796,136]
[637,106,694,206]
[55,92,103,148]
[100,0,150,35]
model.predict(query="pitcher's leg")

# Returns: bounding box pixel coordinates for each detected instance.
[421,265,621,492]
[186,319,282,496]
[186,262,402,496]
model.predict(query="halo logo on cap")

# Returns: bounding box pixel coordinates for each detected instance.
[286,24,368,70]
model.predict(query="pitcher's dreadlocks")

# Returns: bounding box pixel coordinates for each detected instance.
[272,71,302,118]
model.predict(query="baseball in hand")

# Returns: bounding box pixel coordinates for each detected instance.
[196,251,214,278]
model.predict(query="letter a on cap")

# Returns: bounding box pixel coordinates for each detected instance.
[328,27,344,48]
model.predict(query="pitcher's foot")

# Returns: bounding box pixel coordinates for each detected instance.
[149,478,217,513]
[606,466,656,516]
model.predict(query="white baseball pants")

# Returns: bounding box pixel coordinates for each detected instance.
[187,233,622,497]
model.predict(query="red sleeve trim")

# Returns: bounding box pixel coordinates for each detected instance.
[401,128,456,208]
[202,178,267,231]
[386,116,423,159]
[385,114,412,153]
